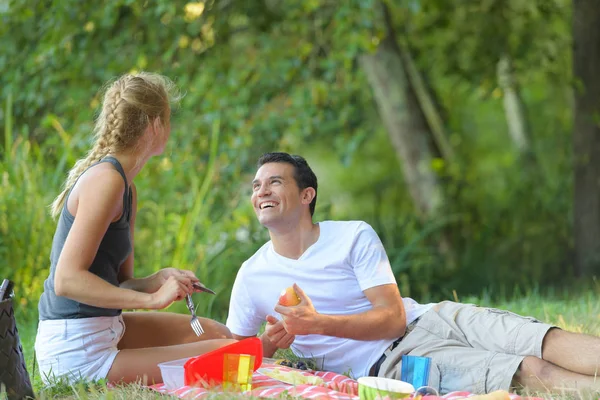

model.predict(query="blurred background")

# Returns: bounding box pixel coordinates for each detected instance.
[1,0,599,329]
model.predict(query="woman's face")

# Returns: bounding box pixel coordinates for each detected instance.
[151,106,171,156]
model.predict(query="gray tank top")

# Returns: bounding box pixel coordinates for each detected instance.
[38,156,133,320]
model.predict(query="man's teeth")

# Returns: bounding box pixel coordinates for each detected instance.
[261,202,277,209]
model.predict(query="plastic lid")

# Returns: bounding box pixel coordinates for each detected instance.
[183,337,263,386]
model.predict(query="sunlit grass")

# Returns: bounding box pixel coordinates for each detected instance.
[460,283,600,334]
[35,379,181,400]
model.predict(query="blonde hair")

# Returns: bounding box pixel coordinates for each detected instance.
[50,72,181,219]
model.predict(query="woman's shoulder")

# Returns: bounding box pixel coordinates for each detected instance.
[77,165,126,195]
[68,165,127,218]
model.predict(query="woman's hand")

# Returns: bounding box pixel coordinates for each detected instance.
[148,276,192,309]
[146,268,199,293]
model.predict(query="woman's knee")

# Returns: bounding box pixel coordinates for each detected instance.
[200,318,233,340]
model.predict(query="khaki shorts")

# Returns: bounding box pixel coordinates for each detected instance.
[377,301,555,394]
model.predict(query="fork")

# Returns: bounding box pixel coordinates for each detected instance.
[185,294,204,336]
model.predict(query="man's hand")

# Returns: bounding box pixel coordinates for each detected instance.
[264,314,295,349]
[274,284,320,336]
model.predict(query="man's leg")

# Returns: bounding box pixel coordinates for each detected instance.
[514,356,600,393]
[541,328,600,376]
[426,302,600,393]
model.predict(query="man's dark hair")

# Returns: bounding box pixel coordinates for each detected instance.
[257,152,318,216]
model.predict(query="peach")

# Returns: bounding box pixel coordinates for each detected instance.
[278,286,301,306]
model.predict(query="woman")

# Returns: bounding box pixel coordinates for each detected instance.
[35,72,235,385]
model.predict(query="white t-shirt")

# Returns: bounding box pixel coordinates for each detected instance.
[226,220,433,378]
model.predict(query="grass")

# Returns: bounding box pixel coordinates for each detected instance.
[10,287,600,399]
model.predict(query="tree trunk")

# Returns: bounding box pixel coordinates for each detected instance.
[360,35,442,218]
[497,54,531,154]
[573,0,600,277]
[399,38,455,164]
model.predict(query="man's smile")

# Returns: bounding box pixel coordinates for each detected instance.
[259,201,279,210]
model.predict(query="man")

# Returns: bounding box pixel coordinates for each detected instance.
[226,152,600,394]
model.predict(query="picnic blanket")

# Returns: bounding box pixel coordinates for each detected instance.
[150,363,545,400]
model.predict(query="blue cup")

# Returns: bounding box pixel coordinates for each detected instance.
[400,355,431,388]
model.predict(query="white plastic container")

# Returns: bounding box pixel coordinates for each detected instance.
[158,357,191,389]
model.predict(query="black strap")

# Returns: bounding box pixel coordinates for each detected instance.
[101,156,132,222]
[63,155,131,222]
[368,315,425,377]
[369,337,402,376]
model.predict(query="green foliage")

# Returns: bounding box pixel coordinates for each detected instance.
[0,0,582,327]
[402,0,571,85]
[0,107,57,321]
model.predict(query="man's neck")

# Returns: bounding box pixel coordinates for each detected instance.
[269,219,320,260]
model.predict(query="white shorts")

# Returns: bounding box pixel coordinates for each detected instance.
[34,315,125,384]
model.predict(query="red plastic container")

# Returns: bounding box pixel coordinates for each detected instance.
[183,337,263,387]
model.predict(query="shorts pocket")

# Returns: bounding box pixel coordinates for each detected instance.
[486,308,540,323]
[82,327,117,352]
[413,310,463,343]
[436,363,486,394]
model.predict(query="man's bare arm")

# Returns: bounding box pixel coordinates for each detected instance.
[275,283,406,341]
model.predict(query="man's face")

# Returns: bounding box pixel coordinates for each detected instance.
[251,162,304,228]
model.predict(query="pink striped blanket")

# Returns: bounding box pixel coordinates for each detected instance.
[150,363,545,400]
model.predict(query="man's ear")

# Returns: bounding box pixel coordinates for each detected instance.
[301,187,316,205]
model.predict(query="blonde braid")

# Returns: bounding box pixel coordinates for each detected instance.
[102,76,129,145]
[50,72,181,219]
[49,79,126,218]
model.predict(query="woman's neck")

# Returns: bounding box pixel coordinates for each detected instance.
[107,152,147,185]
